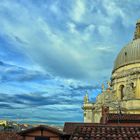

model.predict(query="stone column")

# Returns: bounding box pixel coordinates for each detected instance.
[136,78,140,98]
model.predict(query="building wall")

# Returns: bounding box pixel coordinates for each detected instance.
[84,109,93,122]
[25,137,34,140]
[136,78,140,98]
[83,103,94,123]
[0,120,7,126]
[83,63,140,123]
[23,129,60,140]
[112,63,140,99]
[93,111,102,123]
[42,131,57,137]
[49,138,59,140]
[111,63,140,114]
[27,130,41,136]
[83,64,140,122]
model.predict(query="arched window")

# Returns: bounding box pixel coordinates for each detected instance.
[130,82,134,88]
[119,85,124,100]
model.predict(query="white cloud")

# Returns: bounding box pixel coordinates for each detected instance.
[71,0,86,22]
[85,24,95,32]
[0,0,138,83]
[98,25,112,37]
[67,22,78,34]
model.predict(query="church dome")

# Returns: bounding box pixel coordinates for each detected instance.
[113,39,140,71]
[113,20,140,72]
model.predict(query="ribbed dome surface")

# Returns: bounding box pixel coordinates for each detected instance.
[113,39,140,71]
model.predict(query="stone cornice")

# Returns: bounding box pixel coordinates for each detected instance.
[112,67,140,80]
[82,105,95,110]
[112,61,140,73]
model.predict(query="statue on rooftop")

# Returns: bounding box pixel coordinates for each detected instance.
[84,92,89,104]
[107,81,111,89]
[102,84,105,92]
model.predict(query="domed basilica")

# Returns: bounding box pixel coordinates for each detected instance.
[83,20,140,123]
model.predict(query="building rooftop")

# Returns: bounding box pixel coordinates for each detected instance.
[106,114,140,123]
[70,125,140,140]
[18,125,65,136]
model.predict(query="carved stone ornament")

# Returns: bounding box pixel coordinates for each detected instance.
[95,90,117,110]
[123,83,135,99]
[84,93,89,103]
[112,67,140,80]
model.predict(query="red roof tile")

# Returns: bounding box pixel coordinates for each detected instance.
[63,122,100,135]
[70,126,140,140]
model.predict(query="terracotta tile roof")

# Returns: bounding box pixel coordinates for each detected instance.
[70,125,140,140]
[63,122,99,135]
[18,125,65,136]
[106,114,140,123]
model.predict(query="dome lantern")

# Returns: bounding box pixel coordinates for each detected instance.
[113,20,140,72]
[133,19,140,40]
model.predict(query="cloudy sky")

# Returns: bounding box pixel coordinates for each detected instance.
[0,0,140,125]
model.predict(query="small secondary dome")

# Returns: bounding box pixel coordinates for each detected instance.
[113,20,140,71]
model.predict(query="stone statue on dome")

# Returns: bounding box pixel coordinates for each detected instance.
[84,92,89,104]
[102,84,105,92]
[107,81,111,89]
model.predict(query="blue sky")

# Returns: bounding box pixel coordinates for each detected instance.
[0,0,140,125]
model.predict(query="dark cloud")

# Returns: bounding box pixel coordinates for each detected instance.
[14,36,28,45]
[0,103,14,109]
[0,92,82,109]
[0,60,52,83]
[0,61,4,65]
[14,93,82,107]
[70,84,100,91]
